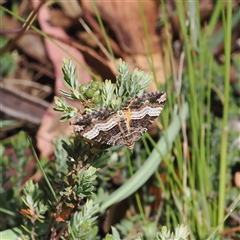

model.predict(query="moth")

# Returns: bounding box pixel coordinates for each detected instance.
[72,91,166,151]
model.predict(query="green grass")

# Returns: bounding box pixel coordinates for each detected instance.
[158,1,239,239]
[1,1,240,239]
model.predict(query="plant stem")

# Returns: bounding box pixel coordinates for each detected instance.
[218,0,232,230]
[29,138,57,202]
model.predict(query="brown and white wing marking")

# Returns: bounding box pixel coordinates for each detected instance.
[72,108,122,145]
[72,91,166,151]
[128,91,166,142]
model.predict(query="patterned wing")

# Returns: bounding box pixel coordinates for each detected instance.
[72,91,166,150]
[129,91,166,141]
[72,108,124,146]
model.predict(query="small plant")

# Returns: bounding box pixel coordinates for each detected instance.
[0,131,31,231]
[46,59,165,238]
[157,225,190,240]
[1,60,169,239]
[54,58,153,120]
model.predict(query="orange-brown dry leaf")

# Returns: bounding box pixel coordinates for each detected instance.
[50,9,78,29]
[57,208,71,222]
[82,0,160,54]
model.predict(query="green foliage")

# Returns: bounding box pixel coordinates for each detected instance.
[21,180,48,224]
[60,166,97,200]
[116,214,140,237]
[0,144,9,188]
[101,79,121,109]
[158,1,239,239]
[115,214,190,240]
[53,137,68,176]
[109,227,122,240]
[54,58,153,120]
[54,97,77,121]
[0,133,103,238]
[10,132,31,190]
[0,132,32,231]
[0,36,15,77]
[157,225,190,240]
[68,200,99,239]
[60,136,110,169]
[0,56,160,238]
[0,120,18,128]
[91,187,109,205]
[116,60,152,103]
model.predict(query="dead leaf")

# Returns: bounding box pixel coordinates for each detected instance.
[82,0,160,54]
